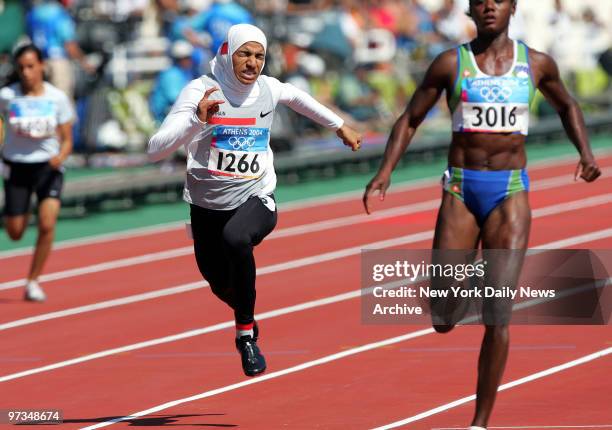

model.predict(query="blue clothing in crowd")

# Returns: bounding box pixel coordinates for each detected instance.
[171,2,253,53]
[150,65,197,124]
[26,2,76,59]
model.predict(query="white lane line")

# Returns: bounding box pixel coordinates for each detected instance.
[534,228,612,249]
[283,147,607,210]
[268,167,608,241]
[0,176,440,260]
[531,167,612,191]
[0,289,375,383]
[77,327,438,430]
[0,229,607,381]
[3,197,612,330]
[80,349,612,430]
[532,194,612,218]
[269,199,439,239]
[0,247,194,291]
[0,232,431,331]
[78,347,612,430]
[0,221,186,259]
[2,171,610,292]
[0,198,440,291]
[0,282,206,330]
[77,333,612,428]
[0,208,436,292]
[371,348,612,430]
[2,151,608,260]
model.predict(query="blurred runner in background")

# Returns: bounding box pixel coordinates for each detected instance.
[1,44,74,302]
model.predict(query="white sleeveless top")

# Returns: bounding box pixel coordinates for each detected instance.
[185,74,276,210]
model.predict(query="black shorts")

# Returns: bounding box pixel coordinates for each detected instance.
[2,159,64,216]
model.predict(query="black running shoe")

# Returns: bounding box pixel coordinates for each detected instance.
[235,335,266,377]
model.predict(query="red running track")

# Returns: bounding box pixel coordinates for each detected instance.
[0,155,611,430]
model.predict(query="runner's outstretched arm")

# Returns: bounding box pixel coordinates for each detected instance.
[269,77,361,151]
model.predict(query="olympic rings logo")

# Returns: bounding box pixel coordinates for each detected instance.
[228,136,257,150]
[479,86,513,103]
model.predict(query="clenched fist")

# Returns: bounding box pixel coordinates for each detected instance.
[574,155,601,182]
[336,125,362,152]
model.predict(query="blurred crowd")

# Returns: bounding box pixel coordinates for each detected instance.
[1,0,611,155]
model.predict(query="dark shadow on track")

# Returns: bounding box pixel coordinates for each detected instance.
[57,414,238,427]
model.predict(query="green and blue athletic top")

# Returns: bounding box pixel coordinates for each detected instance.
[444,40,535,225]
[449,39,535,135]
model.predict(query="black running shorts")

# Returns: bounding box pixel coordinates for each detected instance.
[2,159,64,216]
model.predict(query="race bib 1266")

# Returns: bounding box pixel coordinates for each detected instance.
[207,126,269,179]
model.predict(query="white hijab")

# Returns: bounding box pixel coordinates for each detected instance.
[209,24,268,105]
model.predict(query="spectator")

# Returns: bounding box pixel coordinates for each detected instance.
[149,40,198,124]
[581,7,610,68]
[286,0,334,14]
[186,0,213,12]
[283,50,343,134]
[26,0,93,99]
[435,0,474,45]
[548,0,573,74]
[155,0,182,38]
[398,0,445,58]
[573,7,611,98]
[335,63,383,127]
[92,0,149,39]
[166,0,253,74]
[338,0,366,48]
[98,0,149,21]
[367,61,409,118]
[174,0,254,54]
[368,0,398,34]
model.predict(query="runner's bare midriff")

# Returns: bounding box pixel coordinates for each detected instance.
[448,132,527,170]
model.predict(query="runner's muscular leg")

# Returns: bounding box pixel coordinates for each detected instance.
[471,192,531,428]
[431,192,481,333]
[28,198,60,281]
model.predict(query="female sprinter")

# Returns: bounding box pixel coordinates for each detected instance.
[363,0,601,428]
[1,44,74,302]
[148,24,361,377]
